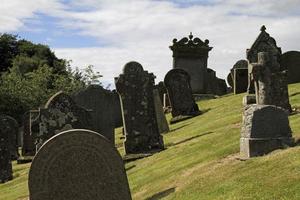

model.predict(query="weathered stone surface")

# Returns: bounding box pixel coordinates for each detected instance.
[28,129,132,200]
[164,68,201,123]
[0,115,18,160]
[112,90,123,128]
[280,51,300,84]
[251,52,291,111]
[73,85,116,143]
[233,68,248,94]
[0,116,13,183]
[115,61,164,154]
[155,81,167,105]
[37,91,92,147]
[21,111,39,156]
[206,68,218,94]
[240,105,294,158]
[216,78,228,96]
[153,89,169,134]
[170,33,212,94]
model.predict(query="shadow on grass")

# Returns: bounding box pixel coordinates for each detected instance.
[169,123,192,132]
[289,92,300,97]
[166,131,214,147]
[145,187,176,200]
[125,165,136,171]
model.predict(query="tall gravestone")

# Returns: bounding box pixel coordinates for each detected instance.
[164,68,201,124]
[73,85,116,144]
[153,89,169,134]
[281,51,300,84]
[170,33,212,94]
[28,129,132,200]
[0,116,13,183]
[206,68,218,94]
[115,61,164,154]
[240,105,294,158]
[251,52,291,111]
[37,91,92,148]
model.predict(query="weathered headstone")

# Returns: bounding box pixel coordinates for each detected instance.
[21,111,39,156]
[170,33,213,94]
[155,81,167,105]
[28,129,132,200]
[228,60,248,94]
[73,85,116,144]
[216,78,228,96]
[280,51,300,84]
[37,91,92,147]
[164,68,201,124]
[115,61,164,154]
[153,89,169,134]
[240,105,294,158]
[0,115,19,160]
[0,116,13,183]
[251,52,291,111]
[206,68,218,94]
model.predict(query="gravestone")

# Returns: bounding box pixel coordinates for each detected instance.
[170,33,213,94]
[230,60,248,94]
[112,90,123,127]
[37,91,92,147]
[206,68,218,94]
[164,68,201,124]
[115,61,164,154]
[28,129,132,200]
[0,115,19,160]
[73,85,116,144]
[153,89,169,134]
[163,93,171,112]
[216,78,228,96]
[280,51,300,84]
[155,81,167,105]
[0,116,13,183]
[251,52,291,111]
[240,105,294,158]
[21,111,39,156]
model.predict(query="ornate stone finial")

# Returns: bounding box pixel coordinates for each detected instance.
[260,25,266,32]
[189,32,193,40]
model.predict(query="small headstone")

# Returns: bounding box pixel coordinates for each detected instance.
[229,60,248,94]
[73,85,116,144]
[153,89,169,134]
[206,68,218,94]
[280,51,300,84]
[21,111,39,156]
[240,105,294,158]
[115,61,164,154]
[155,81,167,105]
[216,78,228,96]
[0,116,13,183]
[164,68,201,124]
[163,93,171,112]
[28,129,132,200]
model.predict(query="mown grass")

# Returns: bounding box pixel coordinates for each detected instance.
[1,83,300,200]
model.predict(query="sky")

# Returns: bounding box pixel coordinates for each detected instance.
[1,0,300,88]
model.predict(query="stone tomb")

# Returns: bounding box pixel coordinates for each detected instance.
[164,68,201,124]
[115,61,164,154]
[280,51,300,84]
[153,89,169,134]
[240,105,294,158]
[28,129,132,200]
[73,85,116,144]
[37,91,92,148]
[0,115,13,183]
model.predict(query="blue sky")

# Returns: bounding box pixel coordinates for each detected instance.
[1,0,300,88]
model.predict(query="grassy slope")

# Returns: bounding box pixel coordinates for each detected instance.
[1,83,300,200]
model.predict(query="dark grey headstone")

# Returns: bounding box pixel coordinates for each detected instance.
[115,61,164,154]
[0,116,13,183]
[280,51,300,84]
[28,129,132,200]
[240,105,294,158]
[0,115,18,160]
[164,68,201,124]
[21,111,39,156]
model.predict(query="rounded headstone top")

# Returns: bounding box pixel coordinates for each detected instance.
[164,68,190,84]
[123,61,144,74]
[45,91,74,109]
[233,60,248,69]
[29,129,132,200]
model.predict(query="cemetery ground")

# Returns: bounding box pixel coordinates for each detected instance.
[1,83,300,200]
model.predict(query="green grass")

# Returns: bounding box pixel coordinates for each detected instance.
[1,83,300,200]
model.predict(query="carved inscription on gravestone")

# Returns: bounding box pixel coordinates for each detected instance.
[115,61,164,154]
[29,129,132,200]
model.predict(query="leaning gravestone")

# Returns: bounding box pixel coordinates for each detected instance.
[28,129,132,200]
[0,116,13,183]
[153,89,169,134]
[73,85,116,144]
[37,91,92,147]
[164,68,201,124]
[240,105,294,158]
[280,51,300,84]
[0,115,19,160]
[115,61,164,154]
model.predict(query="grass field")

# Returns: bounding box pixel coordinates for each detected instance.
[1,83,300,200]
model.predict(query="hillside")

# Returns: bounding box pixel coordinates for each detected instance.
[1,83,300,200]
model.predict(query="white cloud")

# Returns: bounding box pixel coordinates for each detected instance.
[2,0,300,87]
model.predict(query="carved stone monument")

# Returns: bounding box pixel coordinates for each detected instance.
[240,105,294,158]
[281,51,300,84]
[251,52,291,111]
[115,61,164,154]
[164,68,201,124]
[73,85,116,144]
[28,129,132,200]
[0,115,13,183]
